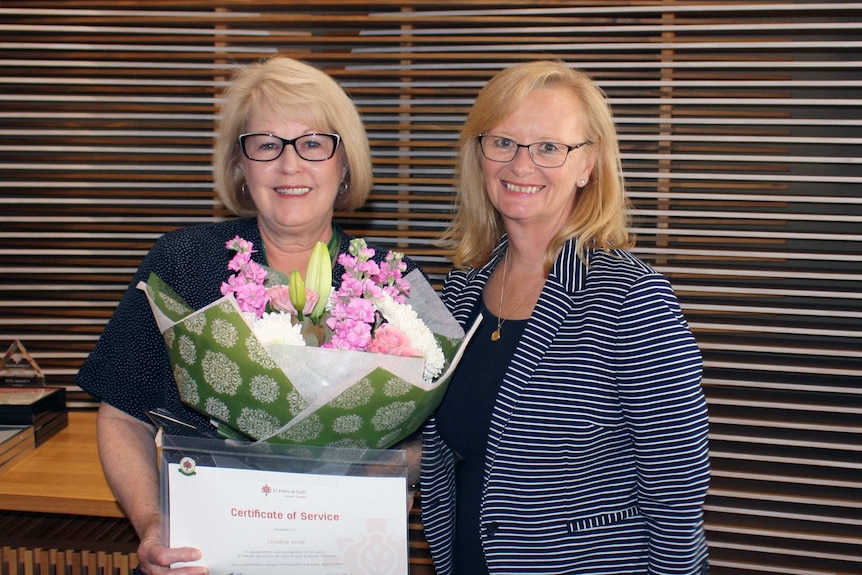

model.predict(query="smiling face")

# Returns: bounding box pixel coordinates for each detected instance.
[482,87,595,237]
[239,103,346,241]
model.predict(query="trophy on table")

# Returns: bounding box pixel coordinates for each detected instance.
[0,340,45,387]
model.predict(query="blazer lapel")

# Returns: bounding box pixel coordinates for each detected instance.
[484,241,587,467]
[450,243,506,328]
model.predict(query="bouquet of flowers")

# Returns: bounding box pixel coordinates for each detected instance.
[139,236,478,449]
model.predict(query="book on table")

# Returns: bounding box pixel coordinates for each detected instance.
[0,387,67,446]
[0,424,35,472]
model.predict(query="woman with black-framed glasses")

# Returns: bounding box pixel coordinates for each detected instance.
[76,55,420,575]
[421,60,710,575]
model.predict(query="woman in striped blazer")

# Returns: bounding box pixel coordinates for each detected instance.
[420,60,710,574]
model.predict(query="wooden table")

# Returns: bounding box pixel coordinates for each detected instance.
[0,410,139,573]
[0,409,434,574]
[0,410,123,518]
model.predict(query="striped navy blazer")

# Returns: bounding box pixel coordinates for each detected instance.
[421,238,710,574]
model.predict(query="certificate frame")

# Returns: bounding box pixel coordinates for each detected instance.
[159,434,409,575]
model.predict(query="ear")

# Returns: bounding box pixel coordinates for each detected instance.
[578,148,598,184]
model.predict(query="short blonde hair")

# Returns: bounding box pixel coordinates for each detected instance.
[443,60,633,271]
[213,56,372,215]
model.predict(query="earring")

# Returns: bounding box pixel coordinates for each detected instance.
[579,179,587,186]
[241,183,249,196]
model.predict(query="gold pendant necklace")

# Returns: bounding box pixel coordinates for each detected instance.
[491,254,508,342]
[490,253,545,342]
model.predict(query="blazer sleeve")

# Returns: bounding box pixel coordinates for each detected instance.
[616,272,710,573]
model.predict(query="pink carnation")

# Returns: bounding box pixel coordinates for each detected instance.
[267,284,295,313]
[368,324,421,358]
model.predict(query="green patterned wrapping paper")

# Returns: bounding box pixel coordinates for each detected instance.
[138,272,476,449]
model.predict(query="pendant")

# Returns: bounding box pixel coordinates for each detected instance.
[491,329,501,342]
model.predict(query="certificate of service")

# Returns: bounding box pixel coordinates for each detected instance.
[166,459,408,575]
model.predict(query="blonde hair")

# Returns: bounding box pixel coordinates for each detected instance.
[213,56,372,215]
[442,60,633,271]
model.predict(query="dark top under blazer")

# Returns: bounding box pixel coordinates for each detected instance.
[421,237,710,575]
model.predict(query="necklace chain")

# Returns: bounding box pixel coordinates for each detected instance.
[490,254,508,342]
[490,252,545,342]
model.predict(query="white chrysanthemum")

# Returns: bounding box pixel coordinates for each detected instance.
[374,292,445,381]
[249,312,306,347]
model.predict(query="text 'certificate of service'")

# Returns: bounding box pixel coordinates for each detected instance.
[167,459,408,575]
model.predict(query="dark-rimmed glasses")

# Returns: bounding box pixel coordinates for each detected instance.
[478,134,590,168]
[239,132,341,162]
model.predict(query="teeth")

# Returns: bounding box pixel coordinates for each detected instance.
[276,187,310,196]
[504,182,542,194]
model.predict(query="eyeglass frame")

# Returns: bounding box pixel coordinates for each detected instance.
[477,133,591,168]
[238,132,342,162]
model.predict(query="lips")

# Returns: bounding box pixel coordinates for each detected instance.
[503,181,543,194]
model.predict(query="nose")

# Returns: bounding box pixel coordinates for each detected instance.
[510,144,535,172]
[278,143,303,171]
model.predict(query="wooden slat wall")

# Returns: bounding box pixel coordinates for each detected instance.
[0,2,860,574]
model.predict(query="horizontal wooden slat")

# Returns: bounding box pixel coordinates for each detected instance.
[0,2,860,573]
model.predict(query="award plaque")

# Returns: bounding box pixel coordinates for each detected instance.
[160,434,409,575]
[0,340,45,387]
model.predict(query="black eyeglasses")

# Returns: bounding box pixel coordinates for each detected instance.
[478,134,591,168]
[239,132,341,162]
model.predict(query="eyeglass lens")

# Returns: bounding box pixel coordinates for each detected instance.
[480,135,580,168]
[241,133,338,162]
